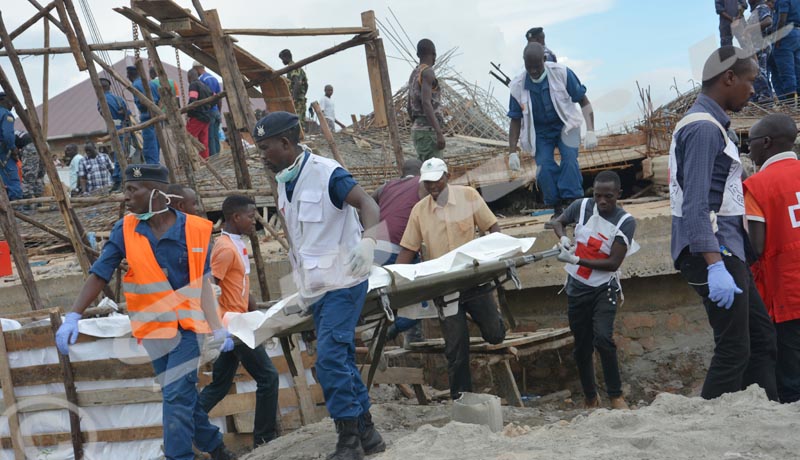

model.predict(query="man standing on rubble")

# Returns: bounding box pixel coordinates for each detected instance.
[127,66,161,165]
[279,50,309,129]
[551,170,638,410]
[408,39,446,161]
[396,158,507,400]
[772,0,800,99]
[199,195,280,448]
[717,0,748,46]
[0,92,22,201]
[55,164,238,460]
[743,113,800,403]
[670,46,777,401]
[254,111,384,460]
[97,77,131,192]
[192,62,223,157]
[507,43,598,218]
[186,69,214,159]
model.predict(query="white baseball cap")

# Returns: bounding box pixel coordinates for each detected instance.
[419,158,448,182]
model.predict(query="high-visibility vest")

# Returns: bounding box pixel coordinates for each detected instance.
[122,213,213,339]
[743,158,800,323]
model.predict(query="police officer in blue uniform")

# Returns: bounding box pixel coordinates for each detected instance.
[98,77,132,191]
[0,92,22,201]
[126,66,161,165]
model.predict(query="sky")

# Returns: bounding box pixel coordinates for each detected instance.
[1,0,726,135]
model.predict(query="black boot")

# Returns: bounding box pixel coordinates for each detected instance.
[326,419,364,460]
[210,443,237,460]
[359,411,386,455]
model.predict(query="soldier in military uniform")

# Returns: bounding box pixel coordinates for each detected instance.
[0,92,22,201]
[279,49,309,126]
[15,132,44,201]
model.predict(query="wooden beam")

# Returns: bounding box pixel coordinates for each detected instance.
[0,12,95,281]
[61,0,129,189]
[361,11,387,128]
[52,0,86,70]
[0,321,26,459]
[374,37,405,174]
[223,26,372,37]
[289,334,322,425]
[205,10,250,129]
[160,17,192,32]
[13,209,99,257]
[49,312,84,459]
[7,1,56,43]
[42,19,50,137]
[0,187,43,311]
[191,0,207,23]
[311,101,346,167]
[0,37,206,57]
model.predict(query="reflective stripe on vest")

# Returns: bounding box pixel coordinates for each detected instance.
[122,213,213,338]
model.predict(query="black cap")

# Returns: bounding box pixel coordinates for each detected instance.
[525,27,543,40]
[99,77,111,86]
[126,65,137,73]
[125,164,169,183]
[253,111,299,142]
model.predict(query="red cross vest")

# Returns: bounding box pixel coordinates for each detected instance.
[564,198,639,287]
[743,157,800,323]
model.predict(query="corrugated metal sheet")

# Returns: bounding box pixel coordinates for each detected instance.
[14,57,266,138]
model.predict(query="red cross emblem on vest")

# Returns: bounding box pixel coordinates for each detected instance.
[575,234,609,279]
[790,192,800,229]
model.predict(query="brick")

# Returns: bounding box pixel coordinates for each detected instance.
[666,313,685,332]
[622,313,657,330]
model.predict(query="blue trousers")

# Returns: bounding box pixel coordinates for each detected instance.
[535,128,583,206]
[208,110,221,156]
[143,328,223,460]
[141,123,160,165]
[311,282,371,420]
[0,153,22,200]
[772,30,800,98]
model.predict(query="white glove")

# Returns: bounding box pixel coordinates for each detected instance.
[211,283,222,298]
[345,238,376,278]
[559,235,573,252]
[584,131,598,149]
[508,152,521,172]
[557,245,580,264]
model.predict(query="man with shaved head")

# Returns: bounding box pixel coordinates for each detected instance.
[670,46,777,401]
[744,112,800,403]
[508,42,597,218]
[408,39,446,161]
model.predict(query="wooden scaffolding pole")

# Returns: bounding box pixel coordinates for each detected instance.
[61,0,128,182]
[310,101,346,167]
[49,311,84,459]
[361,11,387,128]
[53,0,86,70]
[0,13,94,280]
[223,26,372,37]
[6,1,55,43]
[0,181,43,310]
[42,19,50,137]
[0,321,25,459]
[374,37,405,173]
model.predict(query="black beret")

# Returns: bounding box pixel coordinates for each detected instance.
[99,77,111,86]
[253,111,299,142]
[126,65,137,73]
[125,164,169,183]
[525,27,543,40]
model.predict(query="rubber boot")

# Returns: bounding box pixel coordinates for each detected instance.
[610,396,629,410]
[210,444,237,460]
[327,419,364,460]
[359,411,386,455]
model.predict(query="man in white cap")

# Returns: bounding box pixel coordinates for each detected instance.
[396,158,507,400]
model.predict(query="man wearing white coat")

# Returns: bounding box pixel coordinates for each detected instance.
[508,43,598,217]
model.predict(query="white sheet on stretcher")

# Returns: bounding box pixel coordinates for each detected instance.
[226,233,535,348]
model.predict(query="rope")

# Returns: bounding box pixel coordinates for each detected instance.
[176,48,186,106]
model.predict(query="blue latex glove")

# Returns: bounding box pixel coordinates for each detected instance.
[55,312,82,355]
[707,261,743,310]
[212,328,234,353]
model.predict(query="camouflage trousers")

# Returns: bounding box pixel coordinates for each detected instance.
[21,148,43,198]
[294,97,307,125]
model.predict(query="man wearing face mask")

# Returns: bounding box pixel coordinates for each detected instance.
[55,164,238,460]
[507,42,597,218]
[254,112,383,460]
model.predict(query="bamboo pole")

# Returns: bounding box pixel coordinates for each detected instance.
[0,12,93,279]
[60,0,128,186]
[310,101,346,167]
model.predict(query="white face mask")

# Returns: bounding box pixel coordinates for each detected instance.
[275,153,304,184]
[135,189,182,221]
[529,66,548,84]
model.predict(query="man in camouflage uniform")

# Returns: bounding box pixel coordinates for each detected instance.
[15,132,44,200]
[407,39,446,161]
[279,49,309,126]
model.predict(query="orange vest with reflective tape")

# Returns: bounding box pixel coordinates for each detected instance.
[122,213,213,339]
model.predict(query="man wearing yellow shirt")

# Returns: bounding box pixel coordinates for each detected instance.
[396,158,507,399]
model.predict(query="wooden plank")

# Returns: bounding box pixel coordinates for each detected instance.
[478,328,571,351]
[224,27,372,36]
[490,359,523,408]
[412,384,430,405]
[359,366,424,385]
[0,425,163,448]
[207,384,325,418]
[361,11,386,128]
[49,312,83,459]
[289,334,322,425]
[10,360,154,387]
[160,17,192,32]
[0,321,26,459]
